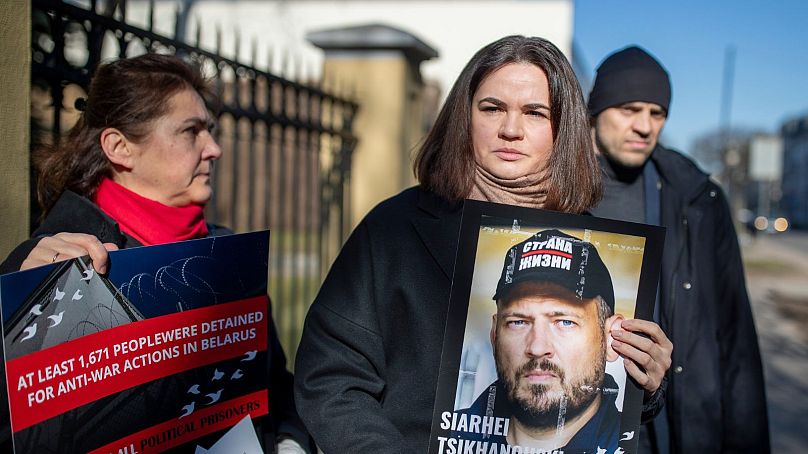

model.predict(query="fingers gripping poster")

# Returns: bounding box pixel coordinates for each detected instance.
[430,201,665,454]
[0,231,271,453]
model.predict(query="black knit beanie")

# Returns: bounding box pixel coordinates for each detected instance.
[587,46,671,116]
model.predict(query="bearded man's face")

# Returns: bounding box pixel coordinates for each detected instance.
[492,284,609,429]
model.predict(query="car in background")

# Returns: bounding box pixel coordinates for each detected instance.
[753,216,789,233]
[737,209,789,235]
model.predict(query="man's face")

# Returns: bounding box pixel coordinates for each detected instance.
[593,102,667,168]
[491,283,611,429]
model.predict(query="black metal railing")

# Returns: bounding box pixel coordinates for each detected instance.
[31,0,358,360]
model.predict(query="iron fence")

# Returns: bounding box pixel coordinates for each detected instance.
[30,0,358,361]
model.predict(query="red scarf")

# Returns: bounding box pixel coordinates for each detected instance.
[93,178,209,246]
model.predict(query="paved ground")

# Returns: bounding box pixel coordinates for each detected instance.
[741,231,808,452]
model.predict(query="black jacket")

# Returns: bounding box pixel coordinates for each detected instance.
[294,186,664,453]
[0,191,313,453]
[649,146,769,452]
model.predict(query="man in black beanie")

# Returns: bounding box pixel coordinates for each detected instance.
[588,46,770,453]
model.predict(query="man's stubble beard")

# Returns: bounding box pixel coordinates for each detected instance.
[494,335,607,430]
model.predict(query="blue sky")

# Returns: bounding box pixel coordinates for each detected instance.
[573,0,808,153]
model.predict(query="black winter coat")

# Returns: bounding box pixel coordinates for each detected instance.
[294,186,665,453]
[0,191,313,453]
[650,146,769,452]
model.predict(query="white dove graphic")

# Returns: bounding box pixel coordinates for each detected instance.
[53,287,65,301]
[241,350,257,362]
[72,289,83,301]
[179,402,195,418]
[30,304,44,316]
[20,324,37,342]
[620,431,635,441]
[48,311,65,327]
[615,448,626,454]
[187,384,200,395]
[81,269,94,281]
[231,369,243,380]
[212,369,224,381]
[205,389,223,404]
[596,447,606,454]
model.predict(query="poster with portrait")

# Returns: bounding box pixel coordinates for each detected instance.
[429,200,665,454]
[0,231,270,453]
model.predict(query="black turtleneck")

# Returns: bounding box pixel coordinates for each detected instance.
[590,154,646,223]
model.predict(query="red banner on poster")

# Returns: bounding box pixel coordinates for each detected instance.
[5,296,268,431]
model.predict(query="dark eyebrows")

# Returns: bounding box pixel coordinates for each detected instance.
[523,103,551,112]
[621,102,666,116]
[546,310,582,319]
[500,311,533,320]
[477,97,550,112]
[619,103,642,111]
[499,309,583,319]
[179,116,215,131]
[478,97,506,108]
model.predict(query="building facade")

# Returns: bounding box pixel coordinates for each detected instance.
[781,114,808,229]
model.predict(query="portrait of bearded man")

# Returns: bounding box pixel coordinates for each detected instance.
[462,229,625,453]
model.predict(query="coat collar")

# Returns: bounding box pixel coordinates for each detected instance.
[649,145,710,204]
[34,191,131,247]
[411,187,464,280]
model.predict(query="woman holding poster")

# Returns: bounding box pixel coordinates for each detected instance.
[0,54,312,454]
[295,36,673,453]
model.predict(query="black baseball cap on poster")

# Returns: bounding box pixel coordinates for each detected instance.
[493,229,615,311]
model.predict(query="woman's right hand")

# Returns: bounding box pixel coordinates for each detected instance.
[20,232,119,273]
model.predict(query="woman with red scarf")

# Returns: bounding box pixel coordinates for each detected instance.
[2,54,222,273]
[1,54,312,454]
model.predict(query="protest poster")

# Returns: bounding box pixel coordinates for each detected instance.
[0,231,270,453]
[430,200,665,454]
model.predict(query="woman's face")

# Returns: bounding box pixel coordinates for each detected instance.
[471,63,553,180]
[124,88,221,207]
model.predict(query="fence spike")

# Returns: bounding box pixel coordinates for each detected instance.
[267,47,274,73]
[216,25,222,55]
[309,61,318,87]
[148,0,155,32]
[251,37,258,68]
[101,0,114,17]
[282,51,291,79]
[174,5,181,40]
[324,72,334,92]
[302,61,310,86]
[195,17,201,47]
[296,56,305,84]
[234,28,241,63]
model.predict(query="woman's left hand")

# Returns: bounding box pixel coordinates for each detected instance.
[610,318,672,394]
[20,232,119,273]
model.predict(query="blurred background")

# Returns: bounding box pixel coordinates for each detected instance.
[1,0,805,450]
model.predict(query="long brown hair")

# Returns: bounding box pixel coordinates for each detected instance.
[35,53,214,214]
[413,35,601,213]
